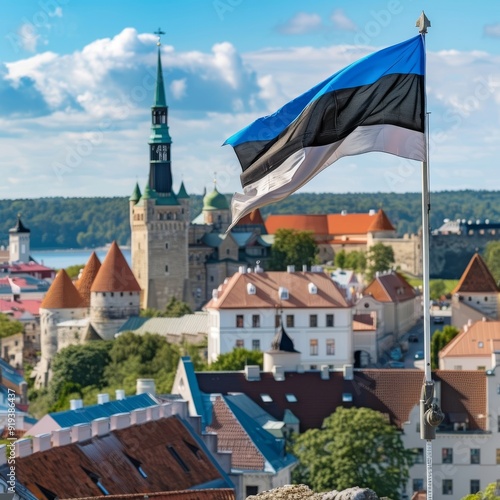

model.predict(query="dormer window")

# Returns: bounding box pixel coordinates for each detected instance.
[279,287,289,300]
[308,283,318,294]
[247,283,256,295]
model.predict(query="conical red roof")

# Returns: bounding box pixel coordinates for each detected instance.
[452,253,499,294]
[75,252,102,306]
[237,209,265,226]
[368,209,395,232]
[41,270,85,309]
[91,242,141,292]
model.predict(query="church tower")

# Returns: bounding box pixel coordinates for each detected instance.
[9,215,31,264]
[130,32,190,310]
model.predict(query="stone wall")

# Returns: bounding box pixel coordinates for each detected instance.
[246,485,389,500]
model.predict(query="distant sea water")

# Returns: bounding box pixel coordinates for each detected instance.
[31,247,131,270]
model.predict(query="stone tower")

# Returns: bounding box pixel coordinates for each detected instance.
[9,215,31,264]
[130,38,190,310]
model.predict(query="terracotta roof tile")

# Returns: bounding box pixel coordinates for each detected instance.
[236,209,264,226]
[75,252,102,307]
[353,313,377,331]
[196,369,487,432]
[207,271,350,310]
[452,253,499,294]
[363,272,416,303]
[207,396,264,470]
[91,242,141,293]
[17,417,230,499]
[367,209,395,232]
[439,320,500,358]
[265,214,329,235]
[74,491,235,500]
[40,270,85,309]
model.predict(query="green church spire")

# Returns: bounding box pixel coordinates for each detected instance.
[153,46,167,107]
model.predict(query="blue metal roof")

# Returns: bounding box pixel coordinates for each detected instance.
[0,357,26,386]
[50,393,158,428]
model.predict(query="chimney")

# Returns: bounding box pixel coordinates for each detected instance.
[15,438,33,458]
[130,408,148,425]
[92,417,110,437]
[272,365,285,381]
[245,365,261,381]
[71,423,92,443]
[320,365,330,380]
[110,413,131,431]
[239,266,246,274]
[52,428,71,447]
[136,378,156,395]
[70,399,83,410]
[97,393,110,404]
[343,364,354,380]
[115,389,126,400]
[32,433,51,453]
[302,264,307,272]
[287,265,295,273]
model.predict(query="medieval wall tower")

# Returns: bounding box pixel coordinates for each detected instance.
[129,37,190,310]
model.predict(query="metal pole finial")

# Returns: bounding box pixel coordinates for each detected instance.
[154,28,165,46]
[416,11,431,34]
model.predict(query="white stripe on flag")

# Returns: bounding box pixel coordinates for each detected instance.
[228,124,425,231]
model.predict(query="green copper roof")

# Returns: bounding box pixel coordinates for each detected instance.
[203,187,230,211]
[129,182,142,203]
[153,47,167,107]
[177,181,189,199]
[155,192,179,206]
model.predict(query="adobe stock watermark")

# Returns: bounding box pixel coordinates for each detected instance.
[51,67,158,183]
[6,0,70,54]
[213,0,244,21]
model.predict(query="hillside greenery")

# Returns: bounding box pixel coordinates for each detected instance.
[1,190,499,249]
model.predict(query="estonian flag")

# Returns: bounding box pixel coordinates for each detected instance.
[224,35,426,229]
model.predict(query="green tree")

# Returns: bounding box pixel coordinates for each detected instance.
[140,297,193,318]
[431,325,459,369]
[270,228,318,271]
[0,313,23,338]
[292,406,411,498]
[334,250,347,269]
[345,250,367,273]
[429,280,447,301]
[462,482,500,500]
[208,348,263,371]
[65,263,86,279]
[366,243,395,281]
[49,341,113,404]
[484,241,500,284]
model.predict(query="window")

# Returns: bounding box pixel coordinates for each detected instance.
[442,479,453,495]
[326,339,335,355]
[252,315,260,328]
[326,314,334,327]
[165,242,169,249]
[496,448,500,464]
[275,315,281,328]
[260,394,272,403]
[252,339,260,351]
[165,265,169,273]
[286,315,294,328]
[285,394,297,402]
[246,486,258,496]
[413,479,423,492]
[497,415,500,432]
[236,315,244,328]
[309,314,318,327]
[310,339,318,356]
[471,448,480,464]
[414,448,424,464]
[442,448,453,464]
[167,445,190,472]
[470,480,480,494]
[235,339,244,348]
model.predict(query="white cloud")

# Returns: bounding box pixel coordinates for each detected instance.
[276,12,324,35]
[331,9,357,32]
[484,23,500,38]
[171,78,187,99]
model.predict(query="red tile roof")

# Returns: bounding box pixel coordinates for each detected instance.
[195,369,487,432]
[439,320,500,358]
[363,272,416,303]
[75,252,102,306]
[0,298,42,317]
[17,417,231,499]
[265,210,395,238]
[91,242,141,293]
[206,271,350,310]
[75,491,235,500]
[452,253,499,294]
[353,313,377,331]
[40,270,85,309]
[236,209,264,226]
[206,396,264,470]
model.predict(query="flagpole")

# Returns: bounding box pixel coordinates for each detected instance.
[416,12,443,500]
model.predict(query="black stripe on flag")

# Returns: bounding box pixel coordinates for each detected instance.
[236,72,424,187]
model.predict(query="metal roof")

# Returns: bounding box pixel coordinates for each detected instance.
[117,313,209,337]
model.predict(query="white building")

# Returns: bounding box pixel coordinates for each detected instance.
[205,266,353,369]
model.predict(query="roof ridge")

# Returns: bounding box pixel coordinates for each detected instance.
[41,269,85,309]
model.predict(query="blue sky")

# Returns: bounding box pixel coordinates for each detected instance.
[1,0,500,200]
